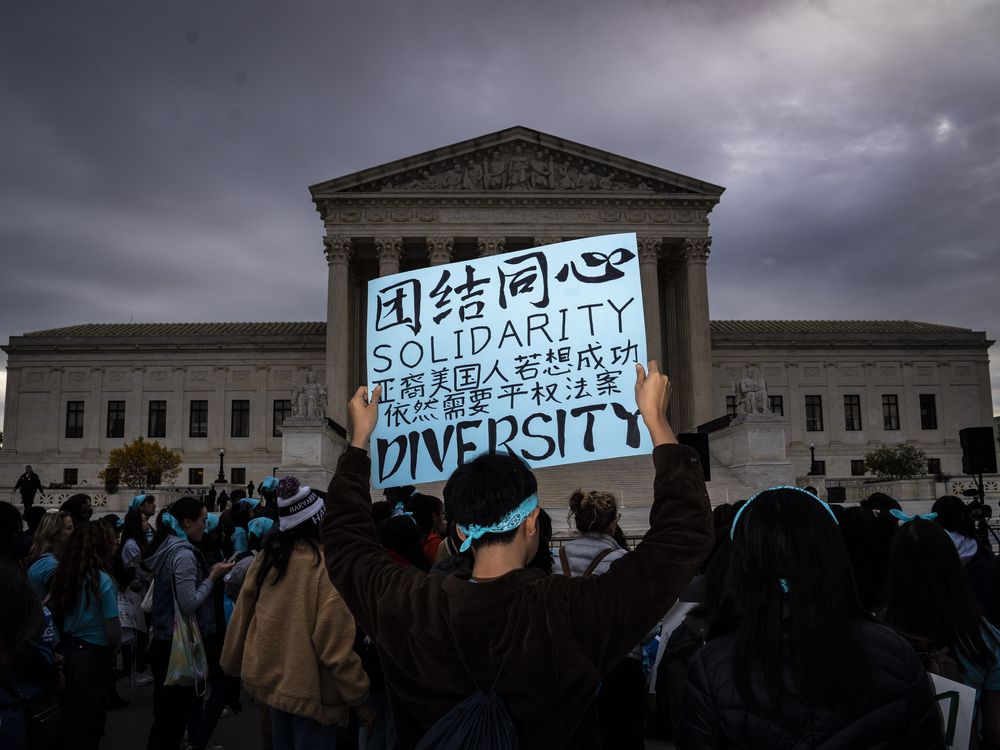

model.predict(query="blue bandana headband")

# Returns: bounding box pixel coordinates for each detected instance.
[129,494,147,511]
[162,511,187,539]
[458,493,539,553]
[730,485,839,541]
[260,476,279,493]
[205,513,220,534]
[248,517,274,539]
[889,509,938,524]
[240,497,262,510]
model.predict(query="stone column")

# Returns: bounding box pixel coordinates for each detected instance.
[533,236,561,247]
[324,238,353,429]
[85,367,103,454]
[683,236,714,430]
[3,367,19,450]
[670,251,692,432]
[637,237,662,364]
[426,236,454,266]
[477,236,505,257]
[375,237,403,277]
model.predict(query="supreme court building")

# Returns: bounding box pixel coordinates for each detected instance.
[2,128,995,511]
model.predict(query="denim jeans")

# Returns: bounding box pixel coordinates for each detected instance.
[270,706,339,750]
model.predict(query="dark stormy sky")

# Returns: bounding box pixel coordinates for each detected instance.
[2,0,999,426]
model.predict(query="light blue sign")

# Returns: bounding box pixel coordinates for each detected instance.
[366,232,650,488]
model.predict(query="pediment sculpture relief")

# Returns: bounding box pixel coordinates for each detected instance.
[343,143,689,194]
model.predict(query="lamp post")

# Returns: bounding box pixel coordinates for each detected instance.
[215,449,227,484]
[808,444,817,475]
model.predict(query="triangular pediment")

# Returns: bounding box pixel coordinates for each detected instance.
[310,126,724,197]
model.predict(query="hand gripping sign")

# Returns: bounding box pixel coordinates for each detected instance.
[366,233,650,487]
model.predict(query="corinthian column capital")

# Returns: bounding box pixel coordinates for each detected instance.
[637,237,662,264]
[323,237,353,266]
[426,236,454,266]
[477,236,506,257]
[683,236,712,263]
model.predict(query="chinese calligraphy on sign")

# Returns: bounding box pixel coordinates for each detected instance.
[366,233,650,487]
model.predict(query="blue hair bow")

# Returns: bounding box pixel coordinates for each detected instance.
[889,509,938,524]
[248,517,274,539]
[458,494,539,553]
[129,494,147,511]
[260,476,279,493]
[205,513,220,534]
[162,511,187,539]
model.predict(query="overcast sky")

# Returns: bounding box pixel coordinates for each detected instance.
[2,0,998,429]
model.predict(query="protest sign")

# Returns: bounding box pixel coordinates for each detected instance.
[366,233,650,487]
[930,673,975,750]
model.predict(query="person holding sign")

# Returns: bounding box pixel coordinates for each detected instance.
[678,487,945,748]
[884,518,1000,749]
[321,361,713,749]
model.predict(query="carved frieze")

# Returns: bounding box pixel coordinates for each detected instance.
[327,206,709,225]
[340,141,695,194]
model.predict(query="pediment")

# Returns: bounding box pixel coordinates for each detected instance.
[310,126,724,197]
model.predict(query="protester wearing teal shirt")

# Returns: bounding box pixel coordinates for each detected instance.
[26,552,59,599]
[63,570,119,646]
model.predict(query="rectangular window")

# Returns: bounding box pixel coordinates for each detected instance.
[851,459,866,477]
[882,394,900,430]
[725,395,737,417]
[106,400,125,438]
[920,394,938,430]
[768,395,784,416]
[273,399,292,437]
[805,395,824,432]
[928,458,942,475]
[231,468,247,485]
[65,401,84,438]
[844,395,862,431]
[63,468,78,485]
[813,460,826,475]
[188,467,204,485]
[148,400,167,438]
[231,399,250,438]
[189,400,208,438]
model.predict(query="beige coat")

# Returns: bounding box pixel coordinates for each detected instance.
[221,543,369,726]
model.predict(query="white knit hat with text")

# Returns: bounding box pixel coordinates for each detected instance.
[276,476,325,531]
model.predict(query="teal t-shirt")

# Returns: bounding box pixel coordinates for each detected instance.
[27,554,59,600]
[63,571,119,646]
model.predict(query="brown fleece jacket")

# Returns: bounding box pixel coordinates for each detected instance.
[321,444,713,749]
[220,544,369,726]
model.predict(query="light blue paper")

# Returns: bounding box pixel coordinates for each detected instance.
[366,232,650,488]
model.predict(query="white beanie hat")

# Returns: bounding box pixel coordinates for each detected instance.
[276,476,325,531]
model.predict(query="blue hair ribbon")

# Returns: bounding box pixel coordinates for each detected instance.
[205,513,220,534]
[129,494,146,511]
[260,476,279,493]
[248,517,274,539]
[730,485,839,541]
[889,509,938,524]
[162,511,187,539]
[458,493,539,553]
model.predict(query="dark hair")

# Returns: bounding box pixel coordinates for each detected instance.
[59,494,92,525]
[120,508,148,557]
[101,514,121,531]
[144,496,205,559]
[256,520,322,588]
[49,521,115,618]
[378,515,430,571]
[861,492,900,512]
[802,486,818,496]
[931,495,977,539]
[229,500,252,531]
[372,500,395,526]
[443,453,537,549]
[22,506,48,533]
[884,518,997,670]
[568,489,618,534]
[407,493,443,537]
[383,485,416,504]
[528,508,554,573]
[0,502,22,563]
[722,488,869,709]
[0,563,43,669]
[838,506,894,613]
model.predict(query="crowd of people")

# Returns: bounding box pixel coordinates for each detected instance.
[0,361,998,749]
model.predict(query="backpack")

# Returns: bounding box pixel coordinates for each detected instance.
[559,546,614,578]
[416,611,520,749]
[894,630,966,684]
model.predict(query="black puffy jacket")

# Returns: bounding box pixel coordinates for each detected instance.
[678,622,945,749]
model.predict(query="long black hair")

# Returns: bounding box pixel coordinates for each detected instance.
[255,519,322,589]
[884,518,997,670]
[120,508,147,557]
[143,496,204,559]
[722,488,869,709]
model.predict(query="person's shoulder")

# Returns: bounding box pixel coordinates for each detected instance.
[98,570,117,591]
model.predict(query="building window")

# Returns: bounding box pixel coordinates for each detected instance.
[148,400,167,438]
[850,459,866,477]
[813,460,826,475]
[189,400,208,438]
[882,394,900,430]
[725,396,737,417]
[273,399,292,437]
[768,395,783,416]
[231,400,250,438]
[63,468,78,485]
[188,467,204,485]
[844,395,862,431]
[805,395,824,432]
[65,401,84,438]
[107,400,125,438]
[231,468,247,485]
[920,394,938,430]
[928,458,942,475]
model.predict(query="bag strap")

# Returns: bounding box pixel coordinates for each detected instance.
[581,548,614,578]
[559,547,572,577]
